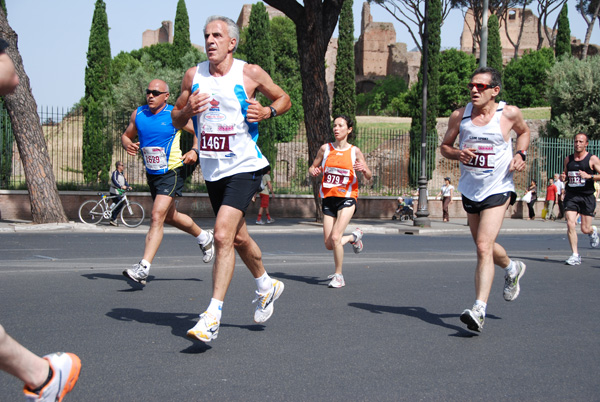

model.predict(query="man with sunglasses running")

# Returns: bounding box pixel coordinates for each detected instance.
[121,79,215,286]
[441,67,530,333]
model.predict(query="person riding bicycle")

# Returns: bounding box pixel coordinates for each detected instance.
[109,161,132,226]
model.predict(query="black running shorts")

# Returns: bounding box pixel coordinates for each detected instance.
[461,191,516,215]
[564,192,596,216]
[322,197,357,217]
[146,166,190,200]
[206,169,265,215]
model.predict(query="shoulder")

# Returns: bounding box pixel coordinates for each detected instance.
[243,62,268,80]
[501,104,523,121]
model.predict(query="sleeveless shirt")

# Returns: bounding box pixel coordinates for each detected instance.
[319,143,359,199]
[566,153,595,195]
[135,104,183,175]
[457,101,515,201]
[191,59,269,182]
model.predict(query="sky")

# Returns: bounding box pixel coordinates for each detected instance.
[5,0,600,109]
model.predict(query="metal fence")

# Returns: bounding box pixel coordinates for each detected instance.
[0,107,588,198]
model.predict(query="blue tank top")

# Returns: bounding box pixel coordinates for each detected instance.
[135,104,183,175]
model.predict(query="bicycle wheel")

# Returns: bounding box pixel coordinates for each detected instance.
[120,201,145,227]
[79,200,105,225]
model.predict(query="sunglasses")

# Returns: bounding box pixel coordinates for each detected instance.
[467,83,495,91]
[146,89,168,96]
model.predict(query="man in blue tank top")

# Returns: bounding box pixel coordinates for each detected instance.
[563,133,600,265]
[172,16,291,343]
[121,79,215,286]
[441,67,530,333]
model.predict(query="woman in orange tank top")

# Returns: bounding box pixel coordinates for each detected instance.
[309,115,372,288]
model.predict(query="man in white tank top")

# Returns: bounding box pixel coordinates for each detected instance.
[441,67,530,333]
[172,15,291,343]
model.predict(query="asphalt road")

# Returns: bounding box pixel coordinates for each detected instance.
[0,230,599,401]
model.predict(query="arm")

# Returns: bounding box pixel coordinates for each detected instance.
[504,105,530,172]
[180,119,199,165]
[354,147,372,180]
[267,179,273,193]
[440,107,476,164]
[309,145,327,177]
[121,110,139,156]
[243,63,291,123]
[171,66,211,129]
[110,171,120,188]
[578,155,600,182]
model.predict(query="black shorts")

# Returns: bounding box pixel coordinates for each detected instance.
[206,169,265,215]
[564,192,596,216]
[322,197,357,217]
[462,191,516,215]
[146,166,191,200]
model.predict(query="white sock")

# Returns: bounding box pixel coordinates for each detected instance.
[255,272,273,293]
[206,298,223,321]
[503,260,517,278]
[197,230,210,245]
[474,300,487,316]
[140,259,151,270]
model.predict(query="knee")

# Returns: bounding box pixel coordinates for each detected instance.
[475,240,493,257]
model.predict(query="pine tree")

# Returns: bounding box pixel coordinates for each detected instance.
[332,0,357,140]
[555,4,572,58]
[487,14,503,73]
[409,0,441,188]
[173,0,191,68]
[245,2,277,168]
[83,0,112,184]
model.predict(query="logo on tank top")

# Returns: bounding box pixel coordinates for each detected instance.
[205,98,226,122]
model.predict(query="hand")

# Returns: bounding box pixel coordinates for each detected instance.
[126,141,140,156]
[309,166,322,177]
[353,161,367,173]
[509,154,526,172]
[181,150,198,165]
[579,170,593,180]
[245,99,269,123]
[187,91,210,116]
[459,148,477,165]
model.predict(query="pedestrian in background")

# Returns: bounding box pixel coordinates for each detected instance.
[554,173,565,220]
[439,177,454,222]
[544,178,557,221]
[526,179,537,220]
[256,166,274,224]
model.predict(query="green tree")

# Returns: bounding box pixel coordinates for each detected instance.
[545,55,600,139]
[487,14,503,73]
[438,49,477,117]
[173,0,192,69]
[409,0,441,187]
[358,76,408,115]
[332,0,357,140]
[503,48,555,107]
[555,4,572,58]
[245,2,277,168]
[83,0,112,185]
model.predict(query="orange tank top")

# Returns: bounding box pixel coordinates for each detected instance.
[319,143,358,199]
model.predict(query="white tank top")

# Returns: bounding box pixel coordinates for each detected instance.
[192,59,269,181]
[457,101,514,201]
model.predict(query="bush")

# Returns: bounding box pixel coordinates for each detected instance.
[503,48,555,108]
[438,49,477,117]
[545,55,600,139]
[358,76,408,116]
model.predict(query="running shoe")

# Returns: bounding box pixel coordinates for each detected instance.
[253,279,285,323]
[565,254,582,266]
[199,229,215,263]
[109,219,118,226]
[267,218,275,224]
[460,304,485,332]
[123,262,149,285]
[590,225,599,248]
[24,352,81,402]
[503,261,526,301]
[351,228,363,254]
[327,273,345,288]
[186,312,220,342]
[256,220,265,225]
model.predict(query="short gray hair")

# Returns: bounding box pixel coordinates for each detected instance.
[204,15,239,52]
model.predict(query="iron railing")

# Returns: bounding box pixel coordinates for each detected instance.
[0,107,585,199]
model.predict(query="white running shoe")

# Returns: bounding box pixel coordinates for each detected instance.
[199,229,215,263]
[327,273,345,288]
[123,262,149,285]
[565,254,582,265]
[590,226,599,248]
[503,261,526,301]
[351,228,363,254]
[23,352,81,402]
[267,218,275,224]
[256,220,265,225]
[186,312,220,342]
[460,305,485,332]
[253,279,285,323]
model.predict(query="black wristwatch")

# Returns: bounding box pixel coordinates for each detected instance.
[269,106,277,119]
[516,150,527,161]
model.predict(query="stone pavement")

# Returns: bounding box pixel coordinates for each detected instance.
[0,215,574,236]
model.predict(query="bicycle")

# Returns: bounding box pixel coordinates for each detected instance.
[78,190,145,227]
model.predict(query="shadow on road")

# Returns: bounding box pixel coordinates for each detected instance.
[81,272,202,292]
